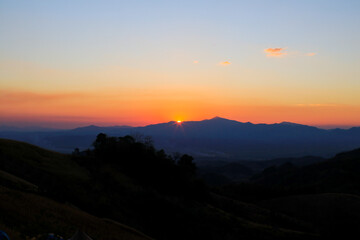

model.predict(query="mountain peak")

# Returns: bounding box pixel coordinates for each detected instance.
[209,116,230,121]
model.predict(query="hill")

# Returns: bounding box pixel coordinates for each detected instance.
[251,147,360,195]
[197,155,325,184]
[0,137,318,240]
[216,147,360,203]
[215,146,360,238]
[0,185,153,240]
[4,136,360,239]
[0,138,88,180]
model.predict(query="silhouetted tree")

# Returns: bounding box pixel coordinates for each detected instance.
[178,154,196,176]
[93,133,107,149]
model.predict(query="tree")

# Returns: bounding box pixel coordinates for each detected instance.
[93,133,107,149]
[178,154,196,175]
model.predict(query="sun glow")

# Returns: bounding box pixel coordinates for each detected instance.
[177,120,182,124]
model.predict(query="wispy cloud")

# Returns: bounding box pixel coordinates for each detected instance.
[264,48,317,58]
[0,90,85,104]
[264,48,288,57]
[219,61,231,65]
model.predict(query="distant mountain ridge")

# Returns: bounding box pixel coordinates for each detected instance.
[0,117,360,159]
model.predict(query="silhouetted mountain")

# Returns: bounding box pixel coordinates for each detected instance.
[70,125,132,134]
[1,117,360,159]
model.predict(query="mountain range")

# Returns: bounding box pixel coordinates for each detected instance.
[1,117,360,160]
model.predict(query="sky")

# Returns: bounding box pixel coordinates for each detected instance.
[1,0,360,128]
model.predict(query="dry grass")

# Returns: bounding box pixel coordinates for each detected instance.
[0,186,153,240]
[0,138,89,180]
[0,170,39,192]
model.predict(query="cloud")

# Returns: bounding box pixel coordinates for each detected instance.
[264,48,317,58]
[219,61,231,65]
[0,90,85,104]
[264,48,288,57]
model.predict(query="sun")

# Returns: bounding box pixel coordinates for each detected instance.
[177,120,182,124]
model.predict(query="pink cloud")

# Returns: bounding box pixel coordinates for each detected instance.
[264,48,288,57]
[219,61,231,65]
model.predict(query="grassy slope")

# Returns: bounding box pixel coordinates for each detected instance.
[0,185,153,240]
[0,138,88,180]
[0,169,39,191]
[0,139,152,240]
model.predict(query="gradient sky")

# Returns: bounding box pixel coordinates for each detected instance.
[1,0,360,128]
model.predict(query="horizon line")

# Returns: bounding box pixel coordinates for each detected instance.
[1,116,359,130]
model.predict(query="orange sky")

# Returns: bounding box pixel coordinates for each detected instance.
[1,1,360,128]
[1,87,359,128]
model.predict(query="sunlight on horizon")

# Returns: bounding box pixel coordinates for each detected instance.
[0,1,359,128]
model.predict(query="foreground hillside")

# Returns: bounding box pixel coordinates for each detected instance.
[0,137,318,240]
[0,185,153,240]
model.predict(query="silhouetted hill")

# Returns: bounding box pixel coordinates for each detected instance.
[250,147,360,195]
[1,117,359,159]
[213,147,360,238]
[0,137,319,240]
[197,156,325,184]
[0,185,154,240]
[0,138,89,182]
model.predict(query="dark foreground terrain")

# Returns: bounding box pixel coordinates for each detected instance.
[1,136,360,239]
